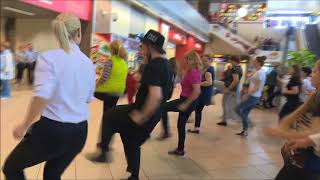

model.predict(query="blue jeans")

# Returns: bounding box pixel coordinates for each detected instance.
[1,80,11,98]
[236,96,260,131]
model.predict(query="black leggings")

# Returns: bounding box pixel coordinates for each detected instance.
[2,117,87,180]
[16,62,36,84]
[95,92,119,144]
[194,102,205,128]
[161,96,197,151]
[279,101,302,119]
[276,164,320,180]
[99,105,149,178]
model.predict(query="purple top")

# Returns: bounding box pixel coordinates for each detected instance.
[181,68,201,97]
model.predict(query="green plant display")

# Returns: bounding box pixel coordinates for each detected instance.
[287,49,317,67]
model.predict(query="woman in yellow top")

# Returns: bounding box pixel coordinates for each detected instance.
[94,40,128,152]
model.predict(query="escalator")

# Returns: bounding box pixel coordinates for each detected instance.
[304,24,320,59]
[305,24,320,58]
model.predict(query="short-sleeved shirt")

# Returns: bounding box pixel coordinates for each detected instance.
[36,43,95,123]
[134,57,173,133]
[249,69,266,98]
[181,68,201,97]
[199,66,215,105]
[224,65,243,91]
[285,76,302,103]
[301,78,316,102]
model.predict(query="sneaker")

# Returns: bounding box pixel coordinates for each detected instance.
[217,121,227,126]
[187,129,200,134]
[236,131,248,137]
[85,152,111,163]
[168,149,185,157]
[156,133,171,141]
[123,176,139,180]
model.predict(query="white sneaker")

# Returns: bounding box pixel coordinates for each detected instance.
[1,97,9,100]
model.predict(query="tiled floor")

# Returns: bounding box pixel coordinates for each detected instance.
[1,86,284,179]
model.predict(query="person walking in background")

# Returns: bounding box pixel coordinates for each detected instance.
[264,64,280,108]
[24,43,38,85]
[188,54,214,134]
[15,44,28,86]
[279,65,302,119]
[301,66,315,102]
[159,50,201,157]
[2,12,95,180]
[87,30,174,180]
[93,40,128,151]
[217,56,243,126]
[236,56,266,137]
[0,41,15,100]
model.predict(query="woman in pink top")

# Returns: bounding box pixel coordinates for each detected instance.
[158,50,202,157]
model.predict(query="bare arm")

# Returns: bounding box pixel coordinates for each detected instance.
[22,97,48,127]
[130,86,162,125]
[226,73,239,90]
[141,86,162,120]
[179,84,201,111]
[13,97,48,139]
[248,78,261,95]
[283,86,299,95]
[201,72,213,87]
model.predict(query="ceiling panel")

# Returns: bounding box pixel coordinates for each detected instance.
[1,0,57,19]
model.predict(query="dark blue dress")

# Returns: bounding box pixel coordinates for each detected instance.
[198,66,215,105]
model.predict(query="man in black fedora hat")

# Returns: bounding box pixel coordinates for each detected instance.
[87,29,174,180]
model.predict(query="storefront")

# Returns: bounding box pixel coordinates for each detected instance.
[2,0,93,54]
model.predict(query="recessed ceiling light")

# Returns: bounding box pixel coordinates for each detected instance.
[3,7,35,16]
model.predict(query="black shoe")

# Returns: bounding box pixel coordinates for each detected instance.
[127,176,139,180]
[269,104,276,108]
[85,152,111,163]
[217,121,227,126]
[187,129,200,134]
[156,133,171,141]
[236,131,248,137]
[168,149,185,157]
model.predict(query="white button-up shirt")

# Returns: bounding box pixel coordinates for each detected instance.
[34,43,95,123]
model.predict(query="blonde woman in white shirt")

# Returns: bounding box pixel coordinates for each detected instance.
[267,61,320,180]
[2,13,95,180]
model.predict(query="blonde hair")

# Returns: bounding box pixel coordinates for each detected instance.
[184,50,202,71]
[52,12,81,53]
[279,61,320,132]
[110,40,127,60]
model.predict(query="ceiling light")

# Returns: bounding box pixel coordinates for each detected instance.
[237,7,248,18]
[3,7,35,16]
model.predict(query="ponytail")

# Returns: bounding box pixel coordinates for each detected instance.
[53,19,71,53]
[52,13,81,54]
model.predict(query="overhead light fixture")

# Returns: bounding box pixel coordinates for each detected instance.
[3,7,35,16]
[237,7,248,18]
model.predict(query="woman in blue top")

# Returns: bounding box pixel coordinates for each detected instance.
[188,54,214,134]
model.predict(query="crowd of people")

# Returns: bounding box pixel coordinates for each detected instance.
[1,12,319,180]
[0,42,38,100]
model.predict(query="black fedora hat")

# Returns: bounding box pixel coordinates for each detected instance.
[142,29,166,54]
